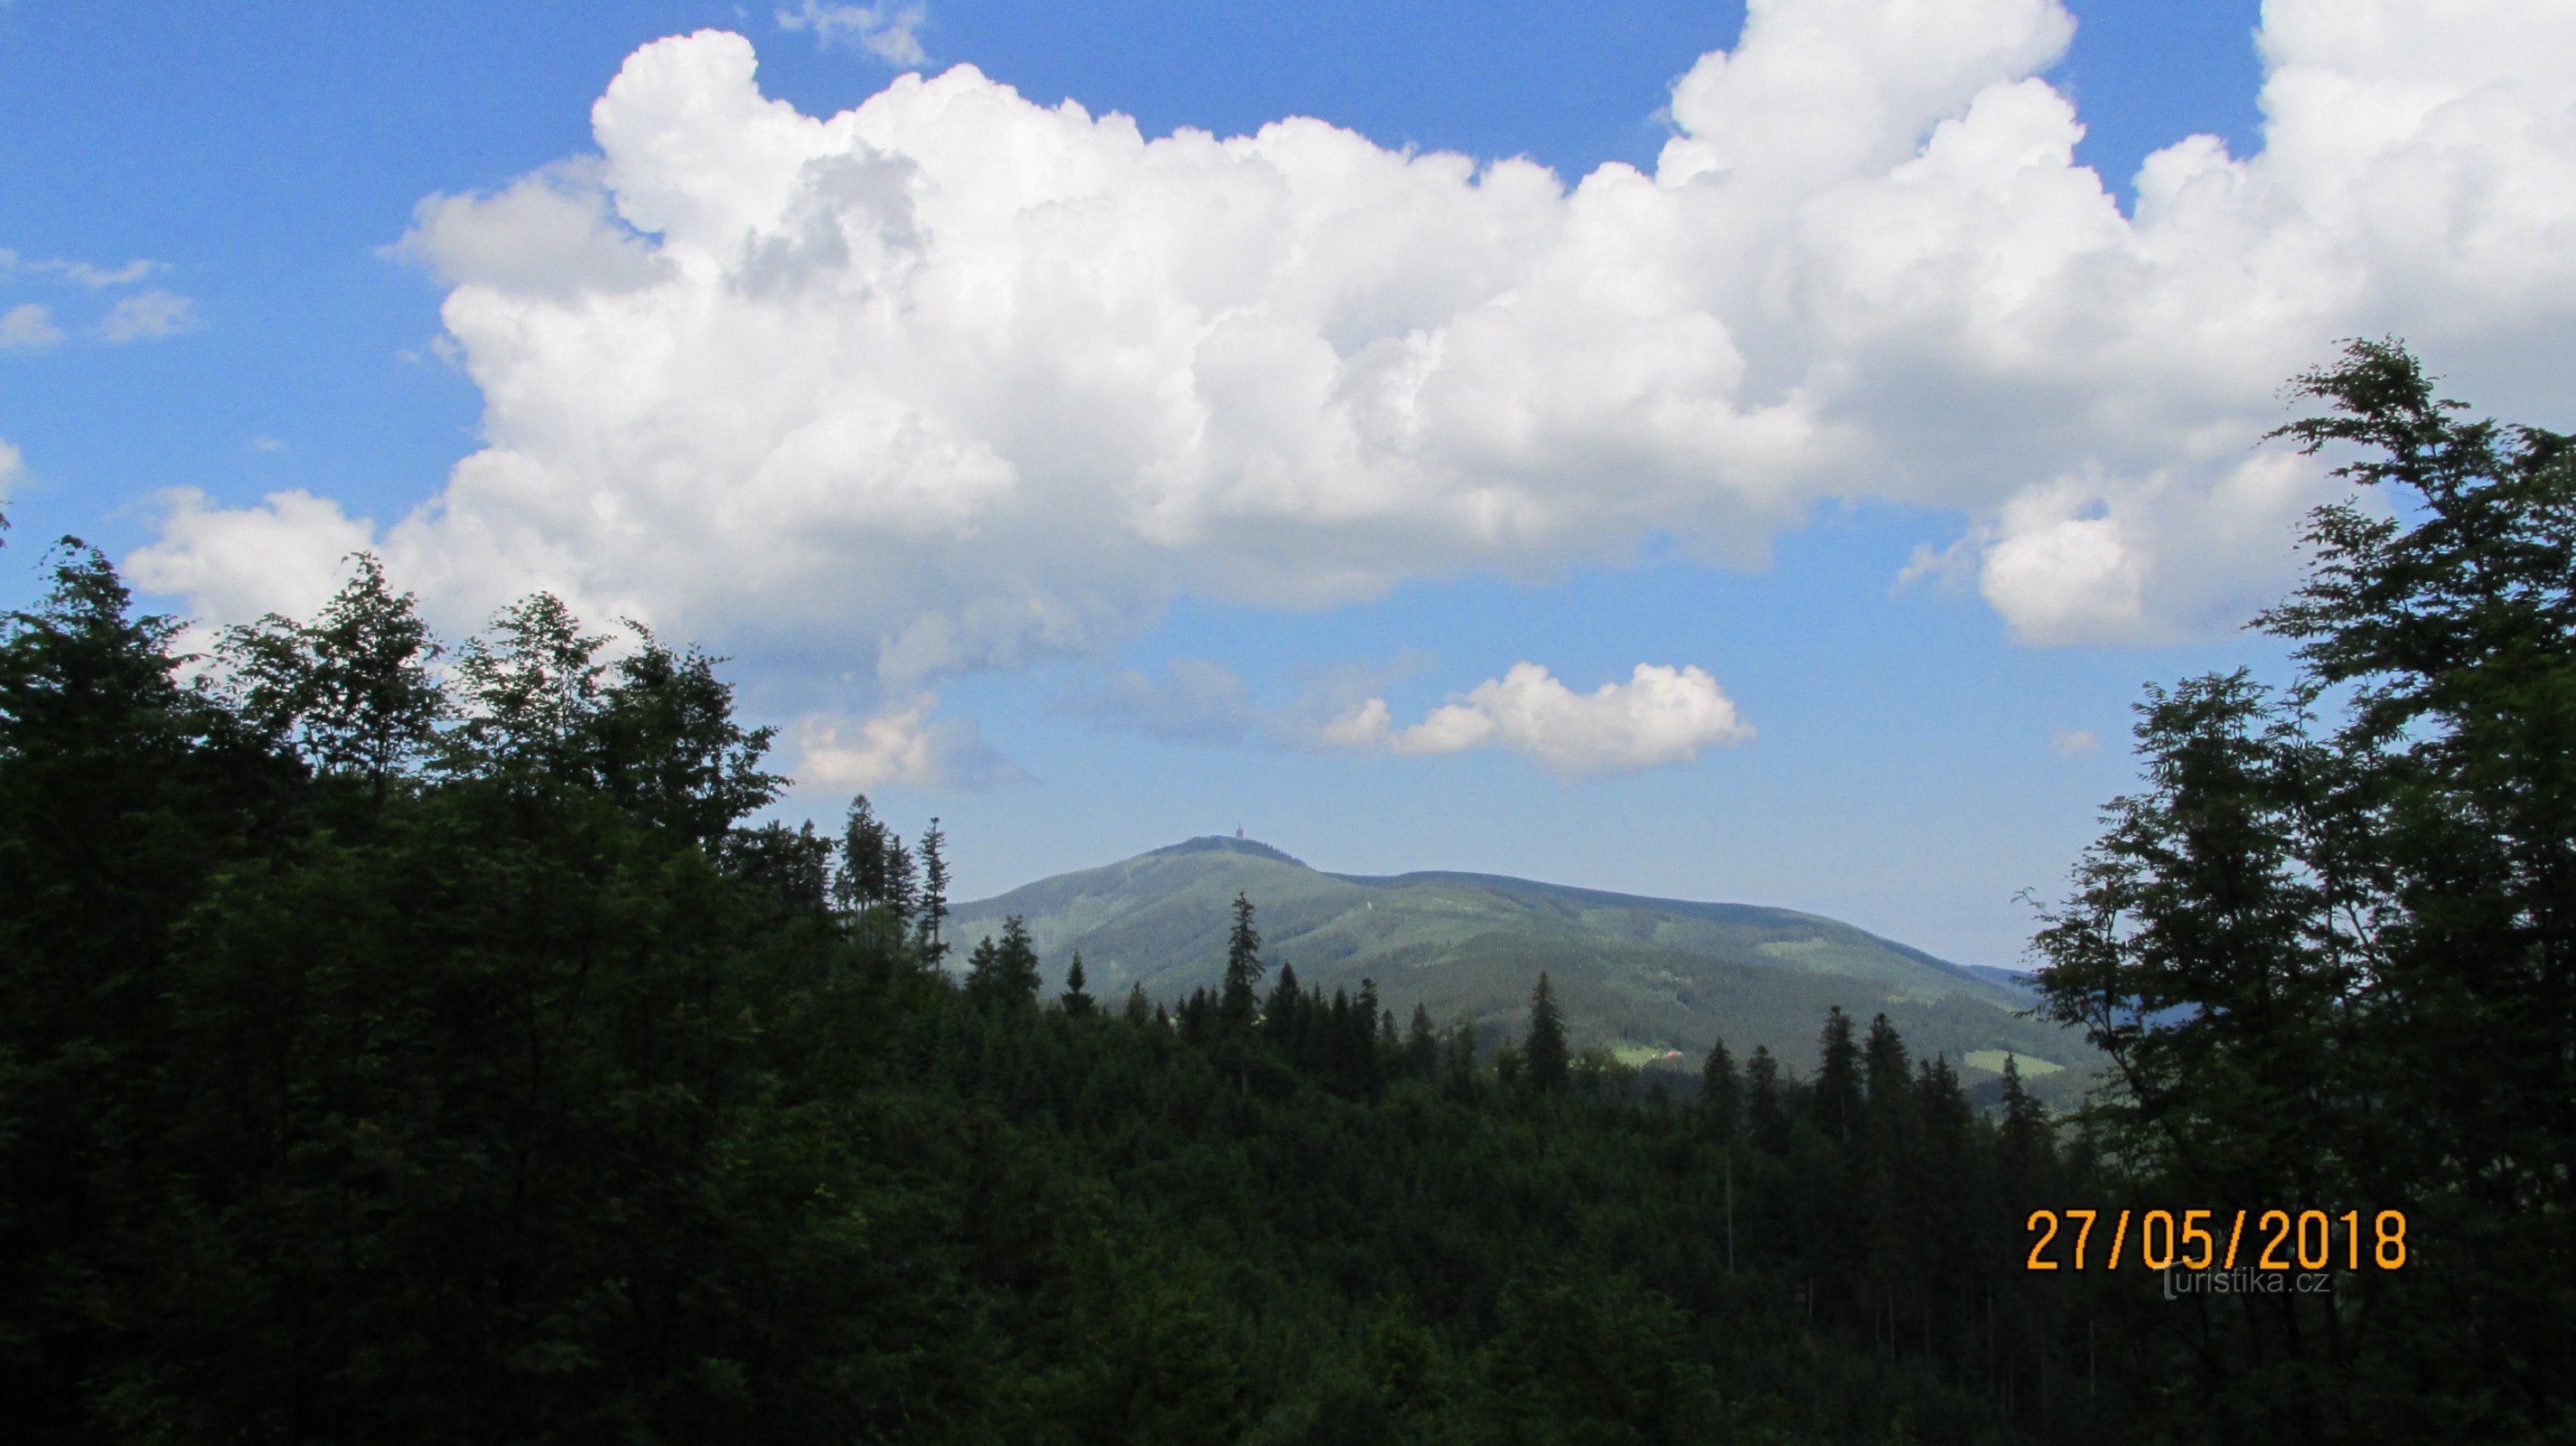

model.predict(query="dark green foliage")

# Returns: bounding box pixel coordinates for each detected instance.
[216,551,442,796]
[1996,1056,2046,1185]
[1061,953,1094,1017]
[965,915,1044,1009]
[915,815,950,965]
[442,591,606,782]
[1701,1037,1739,1139]
[0,544,2300,1445]
[2030,341,2576,1442]
[1404,1002,1438,1078]
[722,818,833,907]
[1522,972,1569,1094]
[1263,959,1302,1045]
[1,567,905,1441]
[832,793,904,912]
[1812,1006,1860,1141]
[1861,1012,1908,1105]
[1220,889,1263,1033]
[1746,1045,1786,1152]
[589,624,782,845]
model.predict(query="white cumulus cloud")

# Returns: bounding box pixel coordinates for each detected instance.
[1317,662,1755,777]
[127,488,378,624]
[0,437,23,496]
[2049,728,2100,756]
[1,303,64,352]
[122,0,2576,692]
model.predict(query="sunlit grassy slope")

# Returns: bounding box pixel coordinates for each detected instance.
[950,837,2091,1090]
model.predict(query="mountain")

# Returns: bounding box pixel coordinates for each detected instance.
[948,835,2091,1099]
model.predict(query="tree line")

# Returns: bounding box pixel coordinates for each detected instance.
[0,528,2101,1441]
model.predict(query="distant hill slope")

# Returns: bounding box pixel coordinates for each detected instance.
[949,837,2090,1098]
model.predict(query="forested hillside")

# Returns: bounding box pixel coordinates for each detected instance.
[946,835,2093,1106]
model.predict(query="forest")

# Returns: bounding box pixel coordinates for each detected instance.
[1,340,2567,1443]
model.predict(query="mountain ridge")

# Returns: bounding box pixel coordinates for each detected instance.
[949,836,2089,1097]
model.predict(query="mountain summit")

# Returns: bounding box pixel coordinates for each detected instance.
[949,838,2083,1088]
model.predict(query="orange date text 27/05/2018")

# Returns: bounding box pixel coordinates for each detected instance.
[2022,1208,2409,1273]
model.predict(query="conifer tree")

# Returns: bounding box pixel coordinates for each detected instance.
[1700,1038,1740,1139]
[1447,1015,1480,1094]
[915,816,950,966]
[1746,1045,1786,1151]
[1914,1055,1972,1169]
[1061,953,1094,1017]
[1997,1055,2048,1179]
[1219,891,1263,1033]
[963,934,1003,1001]
[1265,961,1303,1047]
[1525,972,1570,1094]
[1325,988,1354,1079]
[881,832,917,917]
[1124,981,1153,1026]
[1813,1007,1861,1141]
[1861,1013,1910,1104]
[1858,1012,1915,1159]
[834,794,891,910]
[994,915,1043,1005]
[1405,1003,1439,1077]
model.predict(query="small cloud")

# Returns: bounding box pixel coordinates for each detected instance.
[775,1,926,65]
[1314,662,1755,778]
[2049,728,2101,757]
[792,694,1021,791]
[53,258,163,288]
[1893,530,1983,596]
[0,437,23,492]
[248,436,286,454]
[1051,659,1253,746]
[0,249,164,288]
[98,290,199,343]
[0,303,64,352]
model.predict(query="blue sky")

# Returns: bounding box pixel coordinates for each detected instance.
[5,0,2570,965]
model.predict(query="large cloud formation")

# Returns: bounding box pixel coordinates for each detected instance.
[130,0,2576,691]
